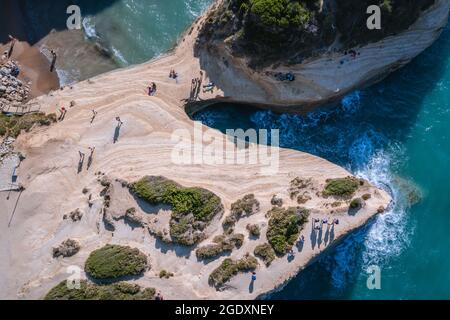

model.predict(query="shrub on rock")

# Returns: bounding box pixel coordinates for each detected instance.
[267,207,309,255]
[130,176,224,246]
[209,255,259,288]
[85,244,148,279]
[254,243,276,266]
[323,177,359,197]
[44,280,156,300]
[52,239,81,258]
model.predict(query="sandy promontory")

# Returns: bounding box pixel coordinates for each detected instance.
[0,4,395,300]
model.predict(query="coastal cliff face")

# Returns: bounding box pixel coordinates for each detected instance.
[191,0,449,113]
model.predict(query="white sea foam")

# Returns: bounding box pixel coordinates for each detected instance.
[82,17,99,40]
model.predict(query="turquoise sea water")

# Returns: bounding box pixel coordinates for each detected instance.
[21,1,450,299]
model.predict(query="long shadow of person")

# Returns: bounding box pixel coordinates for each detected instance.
[87,154,94,170]
[324,225,330,245]
[330,224,335,242]
[317,225,323,249]
[249,279,255,294]
[296,240,304,252]
[77,154,85,174]
[310,221,317,250]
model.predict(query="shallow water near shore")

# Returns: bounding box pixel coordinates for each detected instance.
[10,1,450,299]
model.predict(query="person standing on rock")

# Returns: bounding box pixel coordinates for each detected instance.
[8,35,17,59]
[50,50,57,72]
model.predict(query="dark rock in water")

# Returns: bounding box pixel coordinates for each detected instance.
[53,239,81,258]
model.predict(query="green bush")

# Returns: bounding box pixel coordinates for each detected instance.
[249,0,312,28]
[0,112,57,138]
[254,243,276,266]
[231,194,260,217]
[131,176,224,245]
[209,255,259,287]
[159,270,174,279]
[223,194,260,230]
[323,177,360,197]
[85,245,148,279]
[44,280,155,300]
[350,198,364,209]
[267,207,309,255]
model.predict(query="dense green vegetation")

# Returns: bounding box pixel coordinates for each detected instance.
[131,176,224,245]
[254,243,276,266]
[197,0,435,68]
[85,245,148,280]
[323,177,360,197]
[266,207,309,255]
[44,280,155,300]
[0,112,56,137]
[209,255,259,287]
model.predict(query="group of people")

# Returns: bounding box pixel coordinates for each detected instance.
[313,217,339,231]
[340,49,360,65]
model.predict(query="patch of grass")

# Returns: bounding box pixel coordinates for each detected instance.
[254,243,276,266]
[323,177,360,197]
[0,112,56,138]
[44,280,155,300]
[130,176,224,245]
[267,207,309,255]
[85,244,148,280]
[209,254,259,288]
